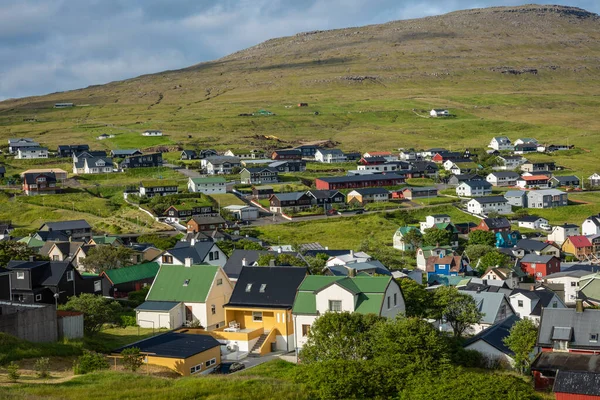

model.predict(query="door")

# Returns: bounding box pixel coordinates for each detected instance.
[185,306,193,325]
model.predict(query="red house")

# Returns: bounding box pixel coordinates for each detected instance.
[271,149,302,160]
[471,217,511,233]
[315,173,405,190]
[22,172,58,196]
[358,156,386,165]
[519,254,560,280]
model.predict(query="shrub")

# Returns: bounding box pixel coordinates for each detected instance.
[34,357,50,379]
[7,361,20,382]
[127,287,150,306]
[121,347,144,372]
[119,314,137,327]
[73,351,109,375]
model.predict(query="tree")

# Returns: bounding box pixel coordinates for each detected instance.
[398,278,431,318]
[503,318,538,374]
[402,229,423,249]
[486,211,500,218]
[0,241,39,267]
[121,347,144,372]
[305,253,329,275]
[81,245,135,273]
[468,230,496,246]
[422,228,452,247]
[256,253,305,267]
[464,244,495,268]
[216,239,264,257]
[300,312,384,363]
[61,294,123,335]
[478,250,510,274]
[136,234,181,250]
[433,287,483,338]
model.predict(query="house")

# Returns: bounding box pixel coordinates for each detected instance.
[514,142,538,154]
[488,137,513,151]
[121,153,162,169]
[521,161,556,173]
[99,262,160,297]
[139,180,178,198]
[426,254,468,280]
[181,150,199,160]
[325,251,372,267]
[222,249,302,281]
[315,173,405,191]
[16,147,48,160]
[481,267,522,289]
[224,149,263,159]
[431,151,464,164]
[553,370,600,399]
[358,156,386,166]
[416,245,454,270]
[419,214,451,232]
[430,109,449,117]
[239,167,279,185]
[22,172,58,196]
[516,175,551,189]
[494,155,526,171]
[514,138,538,146]
[324,260,391,277]
[268,160,306,173]
[496,231,521,248]
[315,149,347,163]
[187,177,226,194]
[456,291,516,334]
[269,192,312,213]
[140,262,233,330]
[222,205,259,221]
[550,175,580,188]
[293,275,405,351]
[399,150,419,161]
[582,215,600,236]
[545,270,594,305]
[57,144,89,158]
[39,220,92,241]
[467,196,512,216]
[252,185,274,199]
[306,190,345,210]
[463,315,519,368]
[471,217,511,233]
[357,161,410,173]
[271,149,302,160]
[163,201,215,222]
[402,186,438,200]
[509,287,566,321]
[45,241,85,262]
[443,160,479,175]
[217,266,307,354]
[409,161,439,178]
[526,189,568,208]
[502,191,527,210]
[393,226,421,251]
[73,156,114,174]
[579,273,600,306]
[186,215,227,233]
[537,306,600,353]
[562,236,594,261]
[347,188,389,205]
[548,224,581,245]
[588,173,600,187]
[0,222,14,241]
[113,331,221,376]
[142,130,163,137]
[201,156,240,175]
[96,133,114,140]
[520,255,561,281]
[486,172,520,187]
[8,138,39,154]
[518,216,549,230]
[456,180,492,197]
[531,352,600,391]
[448,174,482,186]
[516,239,561,257]
[294,145,320,158]
[363,151,398,161]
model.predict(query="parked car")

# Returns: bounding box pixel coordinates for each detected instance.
[540,223,552,231]
[211,362,246,374]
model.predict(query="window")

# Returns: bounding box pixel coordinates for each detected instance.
[252,312,263,322]
[162,255,173,264]
[211,305,216,315]
[329,300,342,312]
[387,296,391,309]
[213,251,219,260]
[245,284,252,292]
[190,364,202,374]
[217,278,223,286]
[259,284,267,293]
[302,325,311,337]
[94,281,101,292]
[35,294,42,301]
[518,300,524,308]
[590,334,599,342]
[553,340,568,351]
[571,282,578,287]
[394,293,397,306]
[16,271,25,280]
[66,271,74,282]
[552,301,558,308]
[183,279,190,287]
[206,358,216,367]
[209,252,214,261]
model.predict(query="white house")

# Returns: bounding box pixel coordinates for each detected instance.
[545,270,594,305]
[582,214,600,236]
[16,147,48,159]
[588,173,600,187]
[201,156,241,175]
[514,138,538,146]
[548,224,580,245]
[486,172,520,187]
[292,275,405,351]
[393,226,421,251]
[481,267,521,290]
[188,177,226,194]
[430,109,449,117]
[419,214,451,232]
[518,216,549,230]
[494,155,527,171]
[315,149,347,163]
[155,241,227,268]
[463,316,519,368]
[454,291,516,335]
[142,130,163,136]
[326,250,371,267]
[467,196,511,216]
[456,180,492,197]
[488,137,513,151]
[73,157,114,174]
[509,288,566,323]
[223,205,259,221]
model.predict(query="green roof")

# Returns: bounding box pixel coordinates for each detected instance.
[141,180,179,188]
[580,273,600,301]
[292,275,391,315]
[92,235,121,245]
[434,223,458,232]
[169,198,213,211]
[17,236,44,248]
[396,226,418,235]
[190,177,226,184]
[146,264,218,303]
[103,262,160,285]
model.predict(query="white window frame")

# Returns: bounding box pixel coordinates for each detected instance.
[190,364,202,374]
[94,280,101,292]
[16,271,25,280]
[329,300,342,312]
[66,270,74,281]
[252,312,263,322]
[205,358,216,367]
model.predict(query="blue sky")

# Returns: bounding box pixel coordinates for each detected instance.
[0,0,598,100]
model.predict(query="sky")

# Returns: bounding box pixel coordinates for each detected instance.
[1,0,598,100]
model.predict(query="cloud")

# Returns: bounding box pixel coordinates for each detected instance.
[0,0,598,99]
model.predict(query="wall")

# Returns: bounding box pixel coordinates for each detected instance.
[204,268,233,330]
[464,340,514,367]
[316,285,356,313]
[57,313,84,339]
[380,281,406,318]
[0,302,58,342]
[226,308,293,337]
[145,345,220,376]
[137,306,182,329]
[294,315,317,350]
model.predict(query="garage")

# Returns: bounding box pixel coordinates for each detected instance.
[136,301,182,329]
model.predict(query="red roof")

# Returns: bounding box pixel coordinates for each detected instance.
[522,175,549,181]
[567,235,592,248]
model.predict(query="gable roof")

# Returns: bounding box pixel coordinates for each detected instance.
[520,254,557,264]
[566,235,592,248]
[146,264,219,303]
[6,260,72,287]
[518,215,546,223]
[482,217,511,229]
[189,176,226,184]
[271,192,309,202]
[532,352,600,374]
[537,308,600,349]
[40,219,91,231]
[460,290,511,325]
[164,241,219,264]
[23,172,57,185]
[227,266,307,309]
[326,260,390,277]
[102,262,160,285]
[463,315,519,356]
[113,331,220,358]
[488,171,520,178]
[223,249,300,280]
[460,180,492,189]
[554,371,600,396]
[350,188,389,196]
[470,196,507,205]
[516,239,553,252]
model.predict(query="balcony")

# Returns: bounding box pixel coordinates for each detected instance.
[212,326,264,342]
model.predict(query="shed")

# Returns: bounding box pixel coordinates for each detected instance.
[135,301,183,329]
[57,311,84,339]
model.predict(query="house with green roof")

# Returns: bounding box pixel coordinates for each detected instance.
[416,245,454,270]
[392,226,420,251]
[137,262,233,330]
[580,272,600,306]
[99,262,160,297]
[188,176,226,194]
[292,275,405,351]
[89,235,123,247]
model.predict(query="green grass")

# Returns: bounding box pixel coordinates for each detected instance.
[17,192,117,218]
[411,197,457,206]
[0,333,82,365]
[364,201,407,211]
[209,193,246,207]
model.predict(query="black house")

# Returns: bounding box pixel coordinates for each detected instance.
[38,219,92,241]
[57,144,90,158]
[121,153,163,169]
[0,267,11,301]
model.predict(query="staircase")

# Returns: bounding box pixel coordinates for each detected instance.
[249,333,269,356]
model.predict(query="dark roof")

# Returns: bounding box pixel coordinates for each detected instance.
[461,180,492,189]
[552,175,579,183]
[165,242,216,264]
[510,288,560,316]
[531,352,600,374]
[113,332,220,358]
[244,167,278,173]
[273,149,302,155]
[554,371,600,396]
[517,239,552,252]
[316,173,405,184]
[307,190,342,199]
[6,260,71,286]
[223,249,300,280]
[135,301,180,312]
[520,254,556,264]
[40,219,91,231]
[482,217,511,229]
[23,172,57,184]
[537,308,600,350]
[350,188,390,195]
[565,264,600,273]
[472,196,507,204]
[463,315,519,356]
[226,266,307,308]
[34,231,70,242]
[271,192,308,202]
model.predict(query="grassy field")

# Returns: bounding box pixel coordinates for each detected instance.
[209,193,246,207]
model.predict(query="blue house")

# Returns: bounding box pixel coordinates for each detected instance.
[496,230,522,248]
[426,253,468,280]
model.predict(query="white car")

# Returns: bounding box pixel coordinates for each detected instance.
[540,223,552,231]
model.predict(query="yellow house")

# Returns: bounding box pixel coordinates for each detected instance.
[213,266,307,355]
[113,331,221,376]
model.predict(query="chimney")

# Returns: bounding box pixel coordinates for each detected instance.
[325,246,329,250]
[184,257,193,268]
[576,299,584,313]
[269,259,276,267]
[29,255,35,262]
[530,285,535,292]
[242,258,247,267]
[348,268,356,277]
[277,247,282,254]
[190,238,196,246]
[350,250,354,258]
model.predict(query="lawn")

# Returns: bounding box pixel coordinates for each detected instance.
[532,193,600,226]
[209,193,246,207]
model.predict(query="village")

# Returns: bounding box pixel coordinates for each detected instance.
[1,110,600,398]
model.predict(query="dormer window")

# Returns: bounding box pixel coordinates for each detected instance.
[183,279,190,287]
[245,284,252,292]
[259,284,266,293]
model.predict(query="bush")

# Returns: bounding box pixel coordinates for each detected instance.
[34,357,50,379]
[7,361,20,382]
[121,347,144,372]
[118,313,137,327]
[73,351,109,375]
